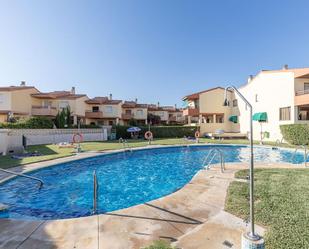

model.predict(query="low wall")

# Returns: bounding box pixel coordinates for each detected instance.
[0,127,112,155]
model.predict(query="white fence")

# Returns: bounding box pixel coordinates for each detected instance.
[0,127,112,155]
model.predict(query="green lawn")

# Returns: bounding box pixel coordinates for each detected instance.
[225,168,309,249]
[0,138,293,169]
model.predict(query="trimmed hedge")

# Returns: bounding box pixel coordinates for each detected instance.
[0,117,54,129]
[115,125,197,139]
[280,124,309,145]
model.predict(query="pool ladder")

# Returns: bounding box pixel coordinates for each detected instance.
[292,145,308,167]
[202,148,225,173]
[119,138,132,152]
[0,168,44,188]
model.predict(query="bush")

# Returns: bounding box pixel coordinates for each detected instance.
[280,124,309,145]
[143,240,175,249]
[72,124,101,129]
[0,116,54,129]
[114,125,197,139]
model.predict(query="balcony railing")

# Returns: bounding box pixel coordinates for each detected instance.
[122,113,134,120]
[31,106,57,116]
[183,108,199,116]
[295,89,309,96]
[85,111,104,119]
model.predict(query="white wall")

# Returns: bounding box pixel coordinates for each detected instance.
[0,92,11,111]
[0,128,112,155]
[238,71,295,141]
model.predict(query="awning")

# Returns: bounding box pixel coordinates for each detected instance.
[228,115,238,123]
[252,112,267,122]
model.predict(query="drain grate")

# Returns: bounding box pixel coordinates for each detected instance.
[223,240,233,248]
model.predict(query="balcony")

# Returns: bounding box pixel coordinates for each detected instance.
[122,113,134,120]
[295,89,309,105]
[31,106,57,116]
[183,108,199,116]
[168,116,176,122]
[85,111,104,119]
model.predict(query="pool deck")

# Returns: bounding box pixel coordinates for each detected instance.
[0,146,306,249]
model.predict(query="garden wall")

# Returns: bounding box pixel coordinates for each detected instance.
[0,127,112,155]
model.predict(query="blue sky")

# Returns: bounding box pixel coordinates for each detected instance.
[1,0,309,106]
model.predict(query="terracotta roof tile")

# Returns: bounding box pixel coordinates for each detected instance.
[31,91,86,99]
[182,87,226,100]
[86,97,122,105]
[0,86,37,91]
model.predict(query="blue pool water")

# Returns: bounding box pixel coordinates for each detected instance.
[0,145,307,220]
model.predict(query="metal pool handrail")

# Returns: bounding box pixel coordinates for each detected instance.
[203,148,225,173]
[292,145,308,167]
[121,139,132,152]
[93,171,98,214]
[0,168,44,188]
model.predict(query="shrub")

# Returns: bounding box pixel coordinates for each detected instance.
[55,107,72,128]
[72,124,101,129]
[0,116,54,129]
[143,240,175,249]
[114,125,196,139]
[280,124,309,145]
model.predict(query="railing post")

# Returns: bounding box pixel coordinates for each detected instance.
[93,171,98,214]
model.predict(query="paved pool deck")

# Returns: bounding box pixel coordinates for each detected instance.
[0,146,306,249]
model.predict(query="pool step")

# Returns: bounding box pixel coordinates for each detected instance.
[0,203,9,212]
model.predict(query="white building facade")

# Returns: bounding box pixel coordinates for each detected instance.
[237,66,309,141]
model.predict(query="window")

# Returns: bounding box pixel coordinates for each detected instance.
[43,100,52,108]
[305,83,309,93]
[216,114,224,123]
[205,115,213,123]
[279,107,291,121]
[105,106,113,113]
[108,120,114,125]
[59,101,69,109]
[125,109,132,114]
[233,99,238,107]
[136,109,143,116]
[92,106,99,112]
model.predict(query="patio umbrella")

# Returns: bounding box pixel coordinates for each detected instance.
[127,127,141,132]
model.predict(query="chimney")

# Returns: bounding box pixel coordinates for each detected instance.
[135,98,138,103]
[20,81,26,86]
[174,104,177,109]
[71,87,76,94]
[109,93,112,100]
[247,75,254,83]
[157,101,160,107]
[283,64,288,70]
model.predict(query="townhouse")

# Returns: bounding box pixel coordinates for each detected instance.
[0,82,40,122]
[84,95,123,126]
[148,104,184,125]
[236,65,309,141]
[121,100,148,125]
[31,87,88,125]
[182,87,240,135]
[0,82,183,126]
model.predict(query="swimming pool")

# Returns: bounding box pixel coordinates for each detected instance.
[0,145,306,220]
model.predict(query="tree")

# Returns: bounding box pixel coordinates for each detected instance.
[147,113,161,125]
[55,107,72,128]
[128,118,138,126]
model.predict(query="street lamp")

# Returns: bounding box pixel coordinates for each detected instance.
[224,85,261,243]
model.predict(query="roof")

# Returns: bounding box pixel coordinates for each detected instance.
[0,86,37,92]
[182,87,226,100]
[122,101,148,108]
[31,91,86,99]
[85,97,122,105]
[148,105,181,112]
[261,67,309,78]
